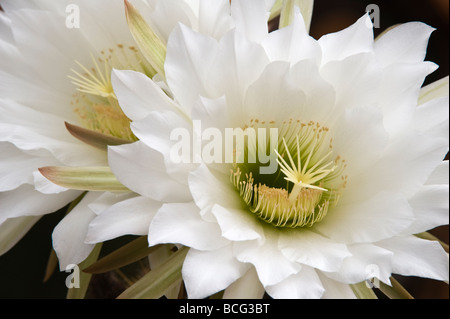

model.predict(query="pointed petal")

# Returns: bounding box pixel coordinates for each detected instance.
[317,272,357,299]
[413,96,449,141]
[233,228,302,287]
[324,244,393,285]
[0,184,80,224]
[223,267,265,299]
[231,0,268,43]
[148,202,229,251]
[212,205,265,242]
[405,185,449,235]
[263,10,320,64]
[278,229,351,272]
[86,196,161,244]
[182,245,250,299]
[377,236,449,282]
[419,76,449,105]
[316,192,414,244]
[425,161,449,185]
[189,164,243,221]
[165,23,218,113]
[111,69,180,122]
[0,216,40,255]
[52,191,100,270]
[108,141,191,202]
[318,14,373,65]
[0,142,59,192]
[266,266,325,299]
[374,22,435,67]
[130,110,196,181]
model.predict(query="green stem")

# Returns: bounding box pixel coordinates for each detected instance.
[350,282,378,299]
[378,277,414,299]
[117,246,189,299]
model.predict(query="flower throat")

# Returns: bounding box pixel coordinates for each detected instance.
[230,119,347,228]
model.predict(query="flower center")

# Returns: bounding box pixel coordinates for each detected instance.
[230,119,347,228]
[68,44,154,141]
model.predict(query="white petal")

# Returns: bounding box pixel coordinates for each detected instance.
[0,142,58,192]
[316,192,414,244]
[208,30,269,109]
[0,215,40,256]
[233,228,302,287]
[197,0,233,39]
[374,22,435,67]
[317,272,357,299]
[108,141,191,202]
[354,130,448,201]
[324,244,393,285]
[332,106,389,179]
[243,61,306,122]
[413,96,449,141]
[33,170,68,194]
[231,0,268,43]
[111,69,180,122]
[211,204,265,242]
[425,161,449,185]
[378,62,438,135]
[148,202,229,251]
[223,266,265,299]
[377,236,449,282]
[0,184,80,224]
[191,95,230,131]
[262,9,320,64]
[289,59,336,122]
[0,99,105,166]
[87,191,135,215]
[146,0,197,42]
[318,14,373,65]
[130,110,197,180]
[188,164,243,221]
[419,76,449,105]
[86,196,160,244]
[265,266,325,299]
[278,229,351,272]
[404,185,449,235]
[319,53,382,111]
[165,23,219,113]
[52,191,100,269]
[183,245,250,299]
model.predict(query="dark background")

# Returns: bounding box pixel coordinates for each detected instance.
[0,0,448,299]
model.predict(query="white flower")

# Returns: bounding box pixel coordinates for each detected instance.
[102,0,449,298]
[0,0,236,268]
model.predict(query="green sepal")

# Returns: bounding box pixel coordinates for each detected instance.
[83,236,158,274]
[65,122,133,151]
[117,246,189,299]
[350,282,378,299]
[38,166,129,192]
[125,0,166,78]
[279,0,314,33]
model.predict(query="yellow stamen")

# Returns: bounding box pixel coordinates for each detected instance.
[230,119,346,228]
